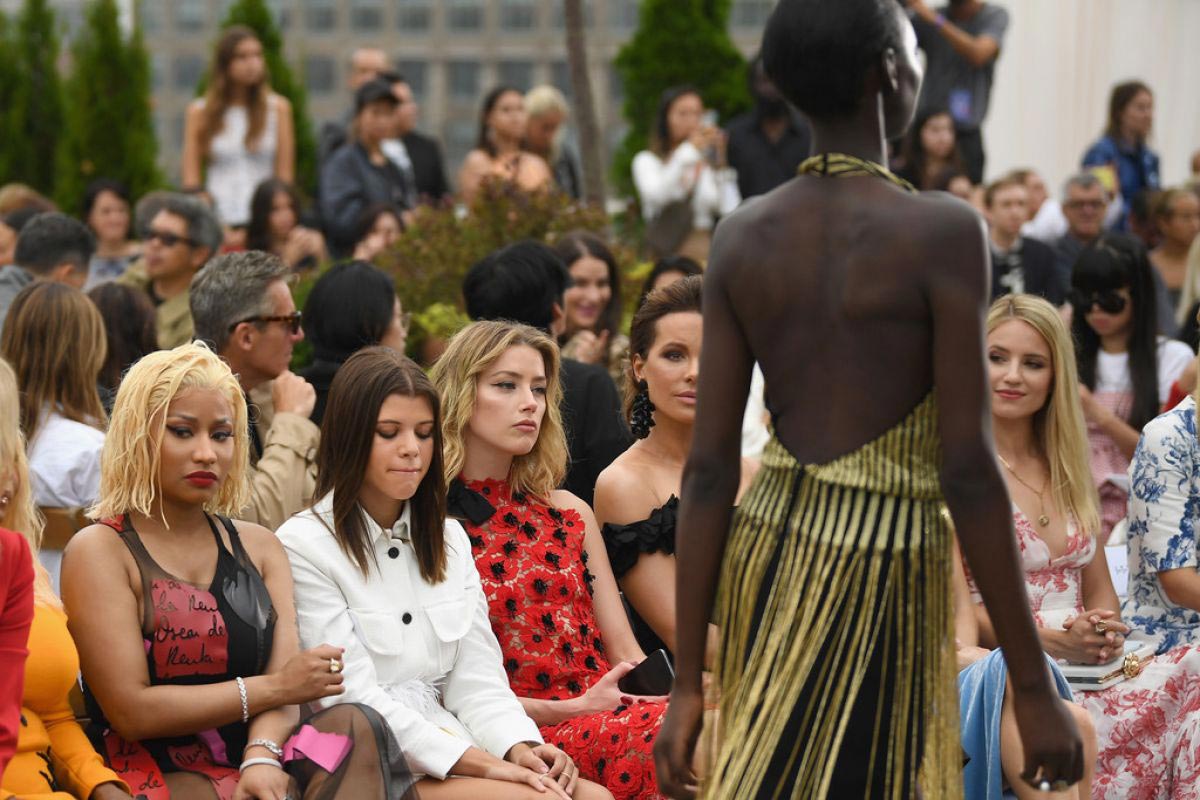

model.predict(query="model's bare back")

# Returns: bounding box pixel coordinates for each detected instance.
[718,174,984,464]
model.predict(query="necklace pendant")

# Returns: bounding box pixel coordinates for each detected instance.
[1038,514,1051,527]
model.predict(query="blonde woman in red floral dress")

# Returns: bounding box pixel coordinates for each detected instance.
[432,320,668,800]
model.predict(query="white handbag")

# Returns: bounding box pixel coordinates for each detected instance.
[1057,640,1156,692]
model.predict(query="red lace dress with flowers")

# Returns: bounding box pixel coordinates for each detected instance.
[452,477,666,800]
[967,508,1200,800]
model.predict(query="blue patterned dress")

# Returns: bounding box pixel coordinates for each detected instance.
[1126,396,1200,654]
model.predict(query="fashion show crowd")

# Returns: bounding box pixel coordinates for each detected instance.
[2,0,1200,798]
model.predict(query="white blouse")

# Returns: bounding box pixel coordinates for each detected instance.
[199,96,279,226]
[28,409,104,509]
[277,495,542,779]
[632,141,741,231]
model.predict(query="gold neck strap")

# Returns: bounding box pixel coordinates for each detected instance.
[798,152,917,194]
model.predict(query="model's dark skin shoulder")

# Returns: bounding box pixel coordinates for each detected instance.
[710,175,987,463]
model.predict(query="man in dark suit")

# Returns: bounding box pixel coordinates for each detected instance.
[383,73,450,205]
[462,241,632,506]
[985,174,1066,305]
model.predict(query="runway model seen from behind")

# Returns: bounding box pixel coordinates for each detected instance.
[653,1,1085,798]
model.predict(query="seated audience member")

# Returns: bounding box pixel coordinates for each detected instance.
[552,231,628,385]
[317,47,390,166]
[524,86,582,200]
[0,361,35,780]
[190,251,319,530]
[0,359,130,800]
[1,283,107,512]
[1175,237,1200,340]
[1014,168,1067,244]
[977,294,1200,797]
[724,53,812,200]
[893,108,965,191]
[279,348,607,799]
[637,256,703,309]
[433,321,668,800]
[985,175,1066,305]
[319,79,411,257]
[1149,187,1200,313]
[932,168,974,203]
[459,87,553,208]
[245,179,327,272]
[61,343,410,798]
[462,241,630,507]
[1070,235,1192,544]
[1054,173,1111,286]
[0,527,32,779]
[632,86,739,262]
[0,184,54,216]
[1082,81,1159,230]
[0,210,28,268]
[82,179,141,289]
[118,193,222,349]
[299,261,408,425]
[350,204,404,263]
[387,74,449,206]
[0,212,95,330]
[88,283,159,412]
[595,277,754,662]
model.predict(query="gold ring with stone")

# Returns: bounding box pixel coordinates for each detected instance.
[1094,621,1108,635]
[329,658,342,674]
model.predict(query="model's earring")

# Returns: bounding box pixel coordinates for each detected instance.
[630,379,656,439]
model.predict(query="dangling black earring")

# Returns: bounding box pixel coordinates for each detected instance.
[630,379,656,439]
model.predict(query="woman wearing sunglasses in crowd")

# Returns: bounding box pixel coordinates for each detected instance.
[1069,233,1193,545]
[61,343,414,799]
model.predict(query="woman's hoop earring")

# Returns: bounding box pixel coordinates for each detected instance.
[630,379,656,439]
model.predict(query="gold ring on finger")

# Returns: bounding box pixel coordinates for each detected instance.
[329,658,342,674]
[1094,621,1108,635]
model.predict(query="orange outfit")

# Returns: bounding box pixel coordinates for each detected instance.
[0,602,128,799]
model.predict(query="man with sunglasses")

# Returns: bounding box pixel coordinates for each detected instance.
[117,193,222,348]
[190,250,319,531]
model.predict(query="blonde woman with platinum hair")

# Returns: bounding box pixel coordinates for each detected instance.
[971,294,1200,798]
[524,85,581,199]
[63,343,411,799]
[433,320,666,800]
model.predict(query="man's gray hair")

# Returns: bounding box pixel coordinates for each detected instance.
[148,193,223,257]
[1062,172,1105,200]
[190,251,289,354]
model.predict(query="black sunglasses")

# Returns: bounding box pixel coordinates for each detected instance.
[143,228,197,248]
[228,311,303,335]
[1068,289,1127,315]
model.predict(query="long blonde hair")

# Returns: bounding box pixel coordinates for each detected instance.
[431,320,567,500]
[1176,234,1200,326]
[0,358,55,606]
[0,282,107,442]
[987,295,1100,536]
[90,343,250,522]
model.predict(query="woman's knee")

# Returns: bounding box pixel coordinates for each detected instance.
[572,778,615,800]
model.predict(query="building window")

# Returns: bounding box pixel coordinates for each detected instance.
[497,60,534,93]
[173,54,205,91]
[351,0,385,30]
[608,0,639,29]
[397,0,432,31]
[551,61,572,100]
[732,0,775,28]
[448,60,481,102]
[175,0,206,32]
[265,0,292,31]
[607,64,624,105]
[551,0,593,29]
[499,0,536,31]
[447,0,484,32]
[397,60,429,101]
[304,56,336,94]
[150,53,166,91]
[303,0,337,31]
[138,0,162,34]
[444,119,478,179]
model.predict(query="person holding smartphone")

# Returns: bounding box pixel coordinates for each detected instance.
[632,87,741,263]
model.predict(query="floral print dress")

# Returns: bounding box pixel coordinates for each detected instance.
[968,507,1200,800]
[1127,396,1200,654]
[450,478,667,800]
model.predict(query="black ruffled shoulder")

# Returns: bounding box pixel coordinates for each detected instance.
[601,495,679,580]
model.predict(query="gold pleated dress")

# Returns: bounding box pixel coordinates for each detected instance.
[701,392,960,799]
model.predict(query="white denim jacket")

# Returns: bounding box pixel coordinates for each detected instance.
[277,494,542,778]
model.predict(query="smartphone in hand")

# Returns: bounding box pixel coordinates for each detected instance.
[617,649,675,696]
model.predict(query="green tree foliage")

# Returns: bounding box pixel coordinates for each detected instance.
[55,0,163,213]
[613,0,752,196]
[1,0,64,194]
[210,0,318,194]
[0,14,17,185]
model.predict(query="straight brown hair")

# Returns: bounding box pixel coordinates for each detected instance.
[315,347,448,583]
[199,26,270,155]
[1,282,107,441]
